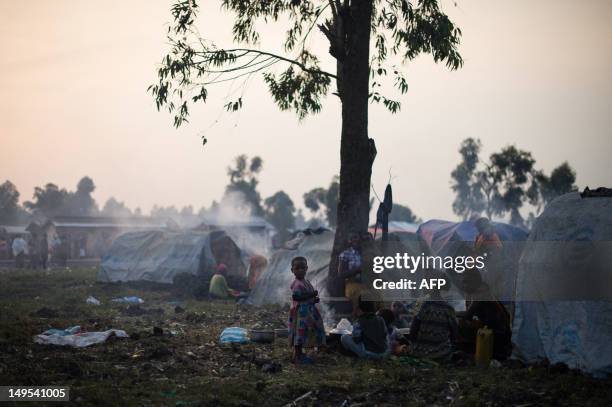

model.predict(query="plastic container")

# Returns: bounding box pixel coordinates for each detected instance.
[475,326,494,367]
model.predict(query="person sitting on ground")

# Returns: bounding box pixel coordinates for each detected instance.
[377,308,407,356]
[208,263,240,299]
[341,296,390,359]
[406,276,458,361]
[288,256,326,364]
[391,301,412,328]
[456,270,511,360]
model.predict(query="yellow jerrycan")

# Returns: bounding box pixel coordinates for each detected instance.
[475,326,494,367]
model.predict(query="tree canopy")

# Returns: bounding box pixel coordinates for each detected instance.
[451,138,578,227]
[149,0,462,128]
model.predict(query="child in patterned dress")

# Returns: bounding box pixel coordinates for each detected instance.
[288,256,326,364]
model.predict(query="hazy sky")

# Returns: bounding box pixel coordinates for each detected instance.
[1,0,611,222]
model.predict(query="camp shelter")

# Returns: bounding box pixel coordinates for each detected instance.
[417,219,528,302]
[512,191,612,376]
[249,229,333,306]
[368,221,419,237]
[98,229,248,289]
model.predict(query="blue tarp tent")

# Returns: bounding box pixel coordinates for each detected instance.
[417,219,528,302]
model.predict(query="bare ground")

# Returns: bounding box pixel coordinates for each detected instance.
[0,268,610,406]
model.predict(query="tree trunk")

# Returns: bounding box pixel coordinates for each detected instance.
[327,0,375,297]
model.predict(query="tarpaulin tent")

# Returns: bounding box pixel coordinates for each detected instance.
[249,229,333,306]
[417,219,528,302]
[98,230,247,288]
[512,192,612,376]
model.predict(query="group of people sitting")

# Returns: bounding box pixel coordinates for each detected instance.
[288,255,512,364]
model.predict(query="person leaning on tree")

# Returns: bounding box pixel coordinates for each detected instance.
[337,232,367,317]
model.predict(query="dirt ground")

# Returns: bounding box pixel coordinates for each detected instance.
[0,268,610,406]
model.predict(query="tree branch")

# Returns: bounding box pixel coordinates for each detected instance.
[194,48,337,79]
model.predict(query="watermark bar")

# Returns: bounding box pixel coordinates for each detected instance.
[0,387,69,402]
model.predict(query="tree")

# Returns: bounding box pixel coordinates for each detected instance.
[264,190,296,243]
[303,176,339,227]
[150,205,180,220]
[24,183,70,217]
[527,162,577,219]
[450,138,577,227]
[450,138,485,220]
[150,0,463,295]
[101,197,133,217]
[0,181,29,225]
[389,203,420,223]
[224,155,264,216]
[65,176,99,216]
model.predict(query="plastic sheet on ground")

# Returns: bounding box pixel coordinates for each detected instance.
[219,327,249,344]
[111,296,144,304]
[34,329,128,347]
[86,296,101,305]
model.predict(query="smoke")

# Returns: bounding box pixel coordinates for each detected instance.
[205,191,272,257]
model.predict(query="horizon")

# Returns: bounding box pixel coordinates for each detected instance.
[1,0,611,223]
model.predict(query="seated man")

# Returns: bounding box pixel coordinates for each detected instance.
[341,297,390,359]
[456,270,512,360]
[407,277,458,361]
[209,263,240,300]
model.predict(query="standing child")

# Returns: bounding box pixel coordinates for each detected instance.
[288,256,325,364]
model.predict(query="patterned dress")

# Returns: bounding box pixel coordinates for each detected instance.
[288,278,326,348]
[408,300,458,360]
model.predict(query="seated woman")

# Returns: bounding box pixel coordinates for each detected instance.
[341,297,390,359]
[209,263,240,300]
[456,270,512,360]
[406,277,458,361]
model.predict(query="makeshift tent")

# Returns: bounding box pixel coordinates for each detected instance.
[417,219,528,301]
[368,221,419,237]
[512,192,612,376]
[249,229,333,306]
[98,230,247,288]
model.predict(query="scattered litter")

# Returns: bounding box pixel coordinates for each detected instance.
[86,296,101,305]
[219,327,249,344]
[42,326,81,336]
[174,305,185,314]
[284,391,313,407]
[329,318,353,335]
[34,329,128,347]
[111,296,144,304]
[491,359,502,368]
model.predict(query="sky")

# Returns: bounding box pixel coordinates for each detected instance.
[1,0,611,222]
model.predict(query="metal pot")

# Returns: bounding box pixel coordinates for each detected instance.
[250,329,274,343]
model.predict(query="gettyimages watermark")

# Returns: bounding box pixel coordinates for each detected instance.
[360,241,612,302]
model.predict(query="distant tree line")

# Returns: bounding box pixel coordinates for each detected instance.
[1,153,421,236]
[450,138,577,228]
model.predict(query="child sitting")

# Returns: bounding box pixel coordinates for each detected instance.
[288,256,325,364]
[377,308,407,356]
[341,296,390,359]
